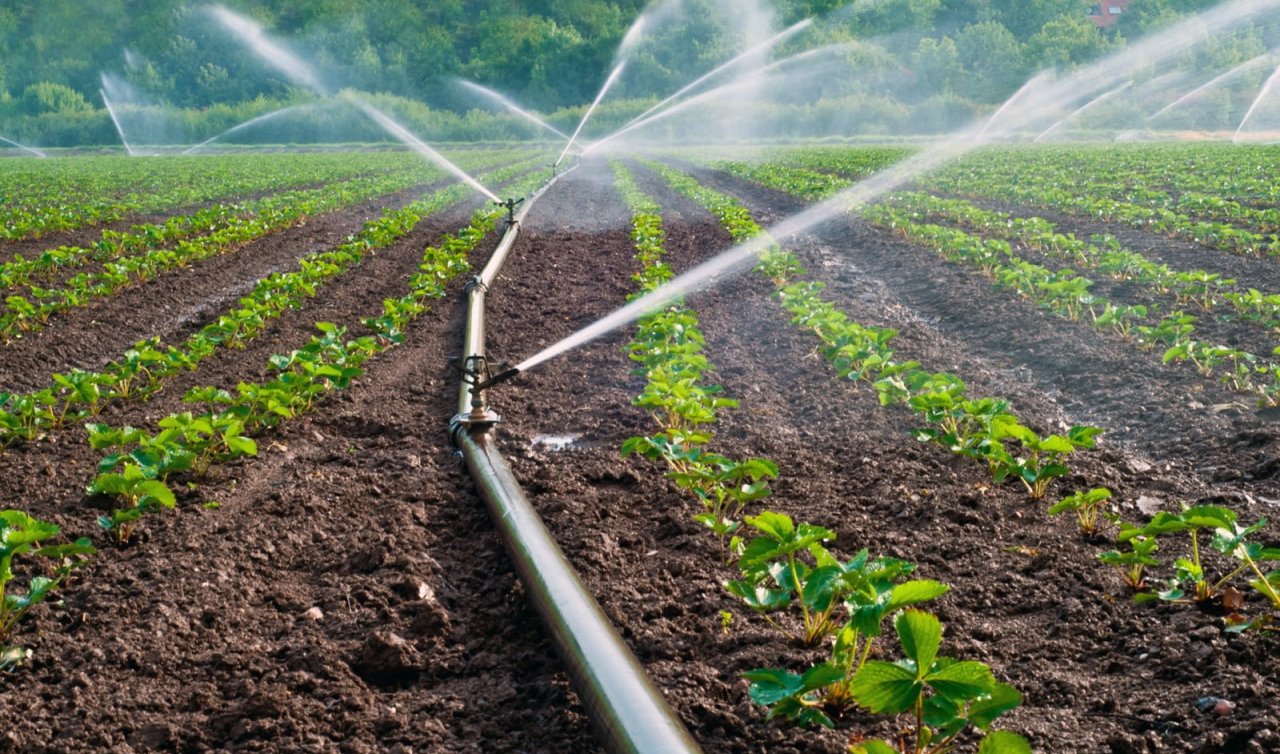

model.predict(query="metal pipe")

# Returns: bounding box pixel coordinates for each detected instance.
[458,429,703,754]
[451,160,703,754]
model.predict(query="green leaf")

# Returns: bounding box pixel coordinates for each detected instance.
[850,661,920,714]
[136,480,176,508]
[928,660,997,702]
[224,435,257,456]
[896,610,942,671]
[977,730,1033,754]
[968,682,1023,730]
[885,580,950,612]
[743,668,804,705]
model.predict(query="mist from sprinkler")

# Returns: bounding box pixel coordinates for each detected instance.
[1234,56,1280,142]
[510,0,1280,378]
[584,42,859,156]
[1034,80,1134,142]
[182,103,317,154]
[99,78,136,157]
[455,80,571,140]
[556,61,628,167]
[0,136,46,158]
[207,5,328,95]
[207,4,501,203]
[1148,53,1274,121]
[616,17,814,136]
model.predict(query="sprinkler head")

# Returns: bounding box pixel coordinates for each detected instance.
[495,196,525,227]
[450,356,521,436]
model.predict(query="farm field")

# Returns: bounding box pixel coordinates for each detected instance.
[1,143,1278,754]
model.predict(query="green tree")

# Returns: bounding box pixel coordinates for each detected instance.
[911,36,961,95]
[21,82,92,115]
[955,21,1026,102]
[1027,14,1118,70]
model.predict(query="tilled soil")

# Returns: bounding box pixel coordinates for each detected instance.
[1,157,1278,754]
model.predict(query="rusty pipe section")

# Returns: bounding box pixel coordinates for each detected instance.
[451,162,703,754]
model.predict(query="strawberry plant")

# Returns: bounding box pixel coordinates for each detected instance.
[1048,488,1113,536]
[1098,531,1159,591]
[1,510,95,648]
[846,611,1030,754]
[987,421,1102,499]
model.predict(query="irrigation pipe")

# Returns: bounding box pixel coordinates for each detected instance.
[450,162,704,754]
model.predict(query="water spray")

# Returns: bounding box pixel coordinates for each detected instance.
[1034,80,1134,142]
[351,97,501,202]
[456,79,572,140]
[1148,53,1274,121]
[615,18,813,136]
[182,103,314,154]
[100,83,136,157]
[1234,57,1280,142]
[556,61,627,167]
[206,4,328,96]
[0,136,46,158]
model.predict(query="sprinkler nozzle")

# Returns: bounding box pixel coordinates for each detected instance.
[496,196,524,227]
[451,356,522,436]
[473,367,522,394]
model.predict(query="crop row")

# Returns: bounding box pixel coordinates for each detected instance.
[0,157,547,448]
[0,150,525,291]
[647,159,1102,498]
[700,158,1280,405]
[885,192,1280,334]
[612,159,779,544]
[1,167,555,665]
[635,161,1279,741]
[0,151,452,240]
[673,158,1280,633]
[610,161,1030,753]
[0,153,535,341]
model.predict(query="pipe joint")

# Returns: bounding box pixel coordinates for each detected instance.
[464,276,488,295]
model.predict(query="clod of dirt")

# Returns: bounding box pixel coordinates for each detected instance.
[354,630,422,684]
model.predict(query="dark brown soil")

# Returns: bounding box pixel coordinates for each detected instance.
[1,156,1278,754]
[0,179,452,392]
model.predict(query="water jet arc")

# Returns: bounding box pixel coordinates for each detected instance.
[557,61,627,167]
[350,97,500,202]
[182,104,312,154]
[0,136,46,158]
[100,86,136,156]
[456,80,571,140]
[617,17,813,135]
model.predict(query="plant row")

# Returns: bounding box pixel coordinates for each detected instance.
[0,157,547,448]
[0,151,523,291]
[699,158,1280,406]
[611,159,779,545]
[85,165,553,541]
[0,167,552,663]
[647,159,1103,500]
[886,192,1280,333]
[0,157,511,341]
[859,202,1280,406]
[610,161,1029,753]
[0,151,461,240]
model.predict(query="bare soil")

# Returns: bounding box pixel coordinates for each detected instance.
[1,158,1277,754]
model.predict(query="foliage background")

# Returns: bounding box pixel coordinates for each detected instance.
[0,0,1260,145]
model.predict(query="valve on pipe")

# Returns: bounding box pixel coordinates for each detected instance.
[495,196,524,228]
